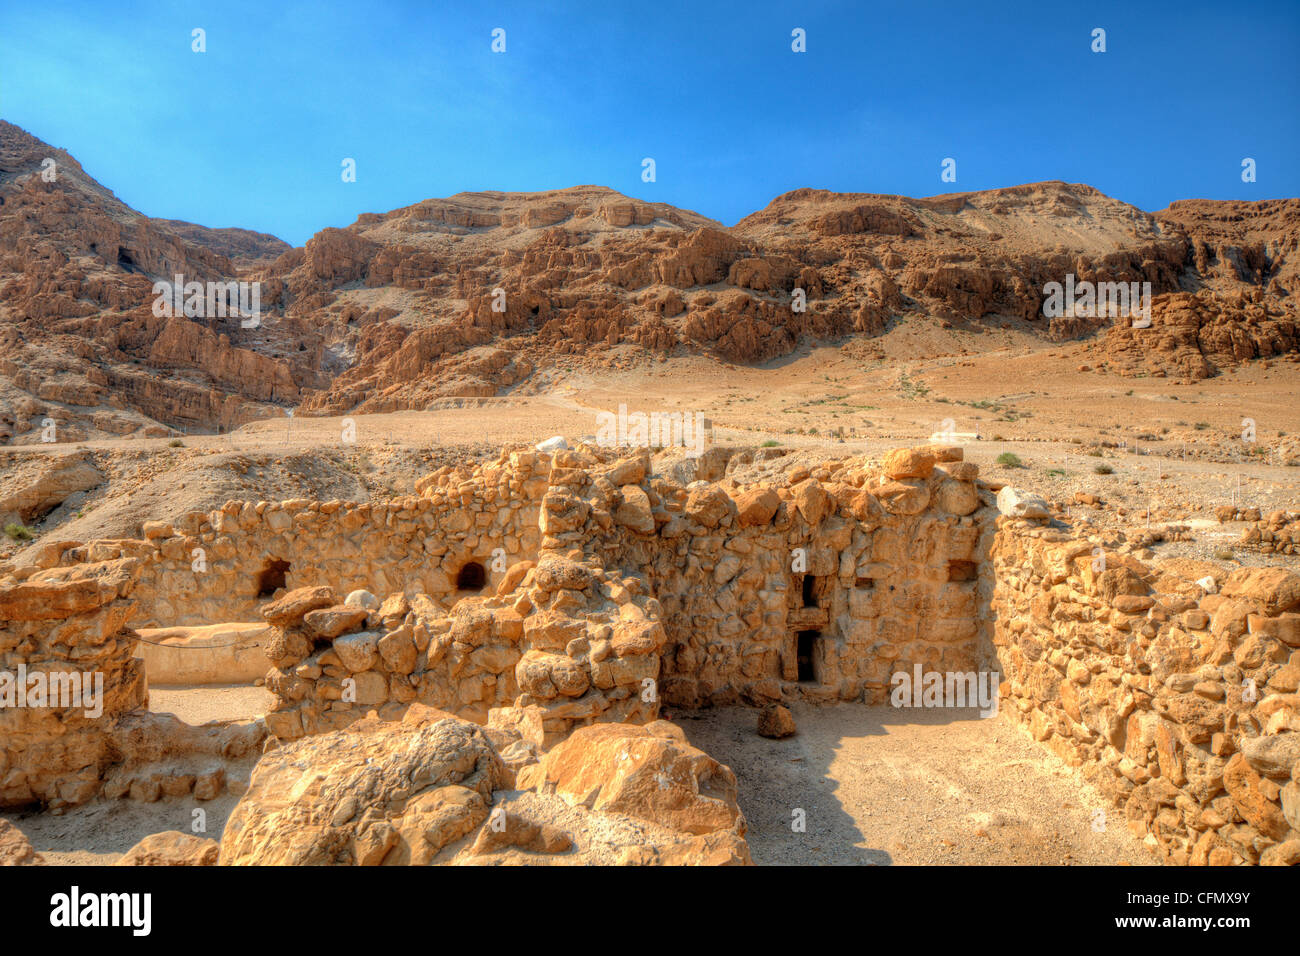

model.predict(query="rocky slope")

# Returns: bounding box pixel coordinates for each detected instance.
[1,120,1295,440]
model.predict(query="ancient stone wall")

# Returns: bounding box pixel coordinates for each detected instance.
[259,551,665,748]
[0,558,146,807]
[251,442,999,749]
[540,444,998,709]
[992,518,1300,865]
[22,450,548,627]
[0,558,266,810]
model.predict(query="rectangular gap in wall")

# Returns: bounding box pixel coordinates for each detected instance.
[947,560,978,582]
[801,575,818,607]
[797,630,818,682]
[854,577,875,590]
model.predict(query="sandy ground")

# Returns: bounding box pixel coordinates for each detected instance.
[148,684,273,725]
[677,703,1158,866]
[7,694,1158,867]
[4,791,246,865]
[6,682,1160,866]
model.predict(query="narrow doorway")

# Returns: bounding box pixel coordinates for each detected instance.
[797,630,819,682]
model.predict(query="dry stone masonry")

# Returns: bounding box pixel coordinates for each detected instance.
[1,440,1296,865]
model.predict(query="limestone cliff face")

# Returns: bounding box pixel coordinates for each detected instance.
[0,120,322,439]
[2,120,1296,437]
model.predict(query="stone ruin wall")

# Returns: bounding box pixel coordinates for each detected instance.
[19,452,549,628]
[0,558,145,806]
[254,442,997,748]
[992,518,1300,865]
[5,439,1298,865]
[0,557,262,809]
[536,443,997,710]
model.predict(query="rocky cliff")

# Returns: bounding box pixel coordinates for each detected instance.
[2,120,1295,440]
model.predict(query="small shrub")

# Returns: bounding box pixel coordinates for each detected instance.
[1094,464,1114,475]
[996,452,1023,468]
[4,523,34,541]
[1214,548,1235,561]
[761,439,780,448]
[169,439,184,448]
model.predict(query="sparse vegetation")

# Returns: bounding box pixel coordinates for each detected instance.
[760,439,780,447]
[169,439,184,448]
[996,452,1024,468]
[1094,464,1114,475]
[4,523,34,541]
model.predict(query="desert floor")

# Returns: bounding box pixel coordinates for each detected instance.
[5,689,1156,866]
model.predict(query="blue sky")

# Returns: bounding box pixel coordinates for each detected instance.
[3,0,1297,246]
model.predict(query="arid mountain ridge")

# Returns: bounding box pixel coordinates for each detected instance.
[1,118,1297,442]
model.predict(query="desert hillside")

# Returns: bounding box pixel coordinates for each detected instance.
[2,119,1297,445]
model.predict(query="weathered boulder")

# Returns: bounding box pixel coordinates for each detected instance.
[1222,568,1300,615]
[116,831,219,866]
[0,820,43,866]
[996,486,1050,519]
[614,485,655,534]
[757,704,797,738]
[732,487,780,527]
[219,714,508,865]
[881,446,936,480]
[261,586,336,626]
[531,721,746,837]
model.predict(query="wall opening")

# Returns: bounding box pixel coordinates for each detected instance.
[854,577,875,590]
[801,575,818,607]
[797,630,819,682]
[947,560,978,582]
[256,559,291,598]
[456,561,487,592]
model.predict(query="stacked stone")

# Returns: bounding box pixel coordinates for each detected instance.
[262,549,667,748]
[992,520,1300,865]
[0,558,144,807]
[1237,511,1300,556]
[13,445,550,627]
[532,442,996,709]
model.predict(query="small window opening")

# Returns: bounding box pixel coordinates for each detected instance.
[801,575,818,607]
[257,559,291,597]
[948,560,978,582]
[456,561,486,592]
